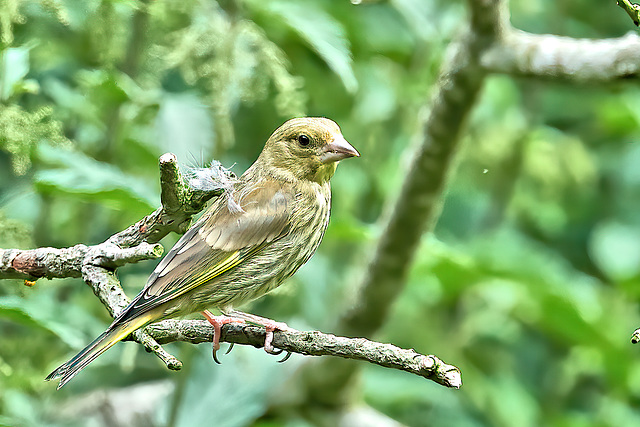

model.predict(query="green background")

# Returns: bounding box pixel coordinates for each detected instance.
[1,0,640,426]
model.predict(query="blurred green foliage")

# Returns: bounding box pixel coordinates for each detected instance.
[1,0,640,426]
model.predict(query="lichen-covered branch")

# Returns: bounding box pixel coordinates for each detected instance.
[340,0,502,339]
[81,263,182,371]
[477,1,640,81]
[1,152,460,388]
[618,0,640,26]
[143,320,462,388]
[0,154,229,370]
[295,0,504,406]
[482,31,640,81]
[1,245,86,280]
[0,154,228,281]
[107,153,229,247]
[0,242,164,281]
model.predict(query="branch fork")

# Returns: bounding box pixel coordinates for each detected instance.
[0,154,461,389]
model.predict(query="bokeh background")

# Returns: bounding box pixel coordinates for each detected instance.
[2,0,640,426]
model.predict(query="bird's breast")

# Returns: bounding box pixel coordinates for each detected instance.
[220,183,331,308]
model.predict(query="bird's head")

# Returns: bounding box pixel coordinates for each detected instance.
[258,117,359,184]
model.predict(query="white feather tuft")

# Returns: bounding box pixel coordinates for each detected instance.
[185,161,244,213]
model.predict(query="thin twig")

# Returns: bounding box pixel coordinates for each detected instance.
[618,0,640,26]
[144,320,462,389]
[0,153,461,388]
[0,154,226,370]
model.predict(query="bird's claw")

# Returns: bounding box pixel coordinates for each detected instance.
[212,342,234,364]
[225,342,235,355]
[204,310,295,363]
[263,324,292,363]
[264,328,279,354]
[278,351,292,363]
[212,346,222,364]
[265,346,283,355]
[201,310,245,364]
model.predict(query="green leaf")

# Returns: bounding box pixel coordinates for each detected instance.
[0,295,86,349]
[167,345,301,427]
[0,46,31,101]
[34,144,158,212]
[257,0,357,93]
[1,389,40,427]
[589,221,640,281]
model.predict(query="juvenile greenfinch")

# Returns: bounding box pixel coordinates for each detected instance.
[46,117,359,389]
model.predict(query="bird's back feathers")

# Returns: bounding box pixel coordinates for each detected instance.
[127,177,299,318]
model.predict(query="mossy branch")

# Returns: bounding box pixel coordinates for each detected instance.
[618,0,640,26]
[480,2,640,81]
[0,153,461,389]
[0,153,227,372]
[145,320,461,388]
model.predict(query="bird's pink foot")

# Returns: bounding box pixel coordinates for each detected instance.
[262,319,291,354]
[225,310,294,360]
[201,310,245,364]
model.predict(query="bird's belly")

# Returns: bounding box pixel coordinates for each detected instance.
[182,188,330,314]
[186,231,323,312]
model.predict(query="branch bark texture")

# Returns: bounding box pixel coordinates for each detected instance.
[0,153,461,389]
[144,320,461,388]
[479,2,640,81]
[1,153,227,371]
[341,0,503,339]
[299,0,505,406]
[482,31,640,81]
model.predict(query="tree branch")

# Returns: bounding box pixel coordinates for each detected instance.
[477,1,640,81]
[482,31,640,81]
[107,152,230,247]
[0,243,164,281]
[1,152,461,388]
[143,320,462,389]
[0,153,228,282]
[1,153,229,371]
[81,263,183,371]
[618,0,640,26]
[296,0,503,406]
[293,0,640,406]
[340,0,501,339]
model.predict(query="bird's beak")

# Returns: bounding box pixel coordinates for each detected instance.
[319,135,360,164]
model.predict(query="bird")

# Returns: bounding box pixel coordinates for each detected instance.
[46,117,359,389]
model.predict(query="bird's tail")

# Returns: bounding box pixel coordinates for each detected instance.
[45,316,151,390]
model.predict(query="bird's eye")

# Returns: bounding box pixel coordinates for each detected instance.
[297,134,310,146]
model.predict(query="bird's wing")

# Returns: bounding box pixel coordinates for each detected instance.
[114,179,293,322]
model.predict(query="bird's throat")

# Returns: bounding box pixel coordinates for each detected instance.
[312,162,337,184]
